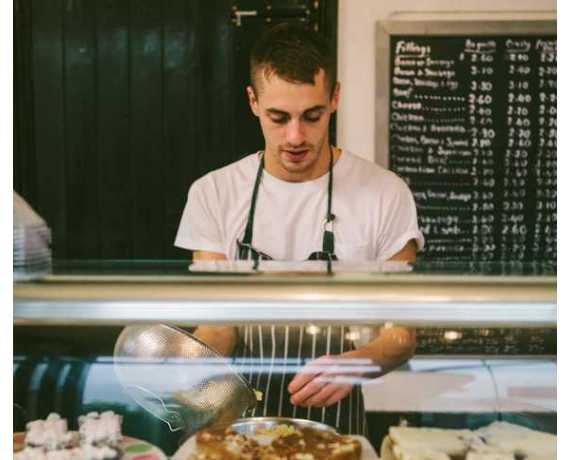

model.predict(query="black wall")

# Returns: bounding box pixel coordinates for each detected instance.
[14,0,338,259]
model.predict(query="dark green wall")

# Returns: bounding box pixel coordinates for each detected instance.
[14,0,337,259]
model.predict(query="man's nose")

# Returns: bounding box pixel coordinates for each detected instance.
[285,119,305,146]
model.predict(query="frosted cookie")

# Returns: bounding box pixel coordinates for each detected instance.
[15,412,123,460]
[78,411,123,447]
[24,413,75,451]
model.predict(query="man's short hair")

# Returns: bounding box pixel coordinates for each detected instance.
[250,23,336,98]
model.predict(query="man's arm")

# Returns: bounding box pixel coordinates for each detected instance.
[288,238,419,407]
[387,239,417,262]
[191,250,238,356]
[341,325,416,376]
[288,325,416,407]
[355,237,418,376]
[193,250,227,260]
[381,237,417,373]
[193,323,238,356]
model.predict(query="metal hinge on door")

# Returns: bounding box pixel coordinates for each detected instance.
[232,9,258,27]
[231,4,314,27]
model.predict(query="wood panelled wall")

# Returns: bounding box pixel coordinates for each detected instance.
[14,0,337,259]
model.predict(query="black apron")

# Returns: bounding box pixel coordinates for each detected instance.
[234,149,367,435]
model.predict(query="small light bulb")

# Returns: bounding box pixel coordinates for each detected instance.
[444,330,462,341]
[345,331,360,341]
[306,325,321,335]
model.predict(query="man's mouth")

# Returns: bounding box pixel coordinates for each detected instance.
[283,148,310,162]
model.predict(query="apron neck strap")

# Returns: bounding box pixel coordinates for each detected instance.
[322,147,336,254]
[242,152,265,246]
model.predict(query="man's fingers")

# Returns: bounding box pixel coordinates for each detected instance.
[289,378,326,406]
[303,381,340,407]
[288,370,320,395]
[288,356,333,393]
[323,385,352,406]
[288,354,358,407]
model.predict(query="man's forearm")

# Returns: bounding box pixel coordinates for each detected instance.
[193,326,238,356]
[190,252,237,355]
[343,326,416,377]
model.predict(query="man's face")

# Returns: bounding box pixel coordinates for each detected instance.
[247,69,340,182]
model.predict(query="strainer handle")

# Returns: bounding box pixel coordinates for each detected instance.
[125,384,186,432]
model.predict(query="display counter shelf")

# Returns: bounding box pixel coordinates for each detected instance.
[14,271,555,327]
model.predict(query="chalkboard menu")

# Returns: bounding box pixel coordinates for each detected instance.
[416,327,556,355]
[379,22,556,262]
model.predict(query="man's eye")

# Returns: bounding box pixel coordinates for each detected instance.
[303,113,322,123]
[270,117,288,124]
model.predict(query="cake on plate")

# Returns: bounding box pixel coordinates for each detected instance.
[188,423,362,460]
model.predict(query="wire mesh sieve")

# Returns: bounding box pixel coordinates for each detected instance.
[113,324,257,435]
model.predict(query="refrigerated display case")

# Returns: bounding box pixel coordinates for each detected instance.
[13,260,556,458]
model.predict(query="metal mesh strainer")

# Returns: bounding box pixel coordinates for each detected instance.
[113,324,257,435]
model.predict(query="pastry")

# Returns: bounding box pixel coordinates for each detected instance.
[14,412,123,460]
[379,421,555,460]
[189,423,361,460]
[475,422,556,459]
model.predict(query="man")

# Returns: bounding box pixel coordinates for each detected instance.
[175,23,424,435]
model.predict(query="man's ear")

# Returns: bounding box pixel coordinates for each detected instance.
[247,86,260,117]
[330,82,340,112]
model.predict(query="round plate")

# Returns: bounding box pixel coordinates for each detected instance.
[172,417,332,460]
[172,417,381,460]
[13,432,167,460]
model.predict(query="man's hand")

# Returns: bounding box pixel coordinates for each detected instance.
[288,354,373,408]
[288,325,416,408]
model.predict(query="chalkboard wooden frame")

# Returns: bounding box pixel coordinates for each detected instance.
[375,11,556,168]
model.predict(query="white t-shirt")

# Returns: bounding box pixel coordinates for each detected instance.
[175,151,424,261]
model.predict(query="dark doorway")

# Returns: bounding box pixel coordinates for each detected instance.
[14,0,337,259]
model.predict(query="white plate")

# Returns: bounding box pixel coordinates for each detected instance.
[13,433,167,460]
[172,433,378,460]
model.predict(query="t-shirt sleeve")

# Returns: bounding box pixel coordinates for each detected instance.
[376,174,425,261]
[174,176,225,254]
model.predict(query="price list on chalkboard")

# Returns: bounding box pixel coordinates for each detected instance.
[416,327,555,355]
[388,36,556,262]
